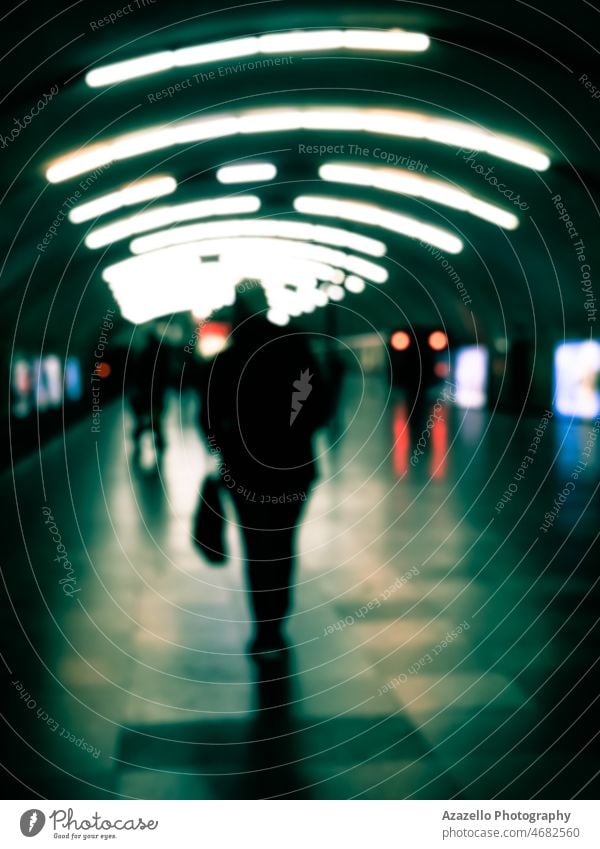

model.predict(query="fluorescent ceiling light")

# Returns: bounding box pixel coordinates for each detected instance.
[174,36,258,68]
[45,107,550,183]
[216,162,277,184]
[345,275,366,293]
[103,246,348,323]
[319,163,519,229]
[326,284,345,301]
[85,195,260,248]
[68,175,177,223]
[85,29,430,88]
[130,218,387,257]
[87,51,174,87]
[266,309,290,326]
[103,249,235,323]
[233,256,342,283]
[294,195,463,253]
[258,29,430,54]
[261,270,333,319]
[133,237,388,282]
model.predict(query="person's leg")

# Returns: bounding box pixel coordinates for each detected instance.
[234,497,305,649]
[244,525,295,628]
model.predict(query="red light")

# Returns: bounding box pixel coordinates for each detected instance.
[428,331,448,351]
[434,361,449,378]
[391,331,411,351]
[392,402,409,476]
[430,410,448,480]
[200,322,230,339]
[94,362,111,378]
[198,321,232,358]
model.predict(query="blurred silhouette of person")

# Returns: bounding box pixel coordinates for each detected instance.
[199,308,331,658]
[127,330,170,452]
[389,333,434,438]
[509,322,532,411]
[406,343,434,412]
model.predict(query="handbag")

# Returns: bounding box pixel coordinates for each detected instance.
[192,475,228,565]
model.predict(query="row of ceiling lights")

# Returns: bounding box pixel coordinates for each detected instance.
[45,27,552,326]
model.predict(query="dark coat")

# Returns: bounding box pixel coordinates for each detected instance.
[199,318,331,493]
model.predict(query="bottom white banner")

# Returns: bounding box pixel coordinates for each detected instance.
[0,800,598,848]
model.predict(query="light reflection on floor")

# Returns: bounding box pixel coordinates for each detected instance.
[1,377,598,799]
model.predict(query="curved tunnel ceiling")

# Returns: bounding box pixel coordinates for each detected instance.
[1,0,598,347]
[45,105,550,181]
[41,93,551,326]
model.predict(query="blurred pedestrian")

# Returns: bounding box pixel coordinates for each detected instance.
[199,309,332,658]
[127,330,170,452]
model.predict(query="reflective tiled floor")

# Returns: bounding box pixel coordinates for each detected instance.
[2,378,599,799]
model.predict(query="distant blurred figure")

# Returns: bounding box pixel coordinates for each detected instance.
[389,331,432,405]
[509,323,533,411]
[127,331,170,452]
[199,311,331,658]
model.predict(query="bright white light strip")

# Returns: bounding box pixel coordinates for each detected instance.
[294,195,463,253]
[345,275,366,293]
[130,217,387,258]
[266,309,290,326]
[45,108,550,184]
[103,257,237,324]
[147,237,387,282]
[326,284,345,301]
[232,256,341,283]
[216,163,277,184]
[68,176,177,224]
[103,247,345,323]
[85,29,430,88]
[319,163,519,230]
[85,196,260,248]
[106,251,345,291]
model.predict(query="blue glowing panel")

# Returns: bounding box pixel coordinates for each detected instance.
[554,341,600,418]
[65,356,83,402]
[453,346,488,409]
